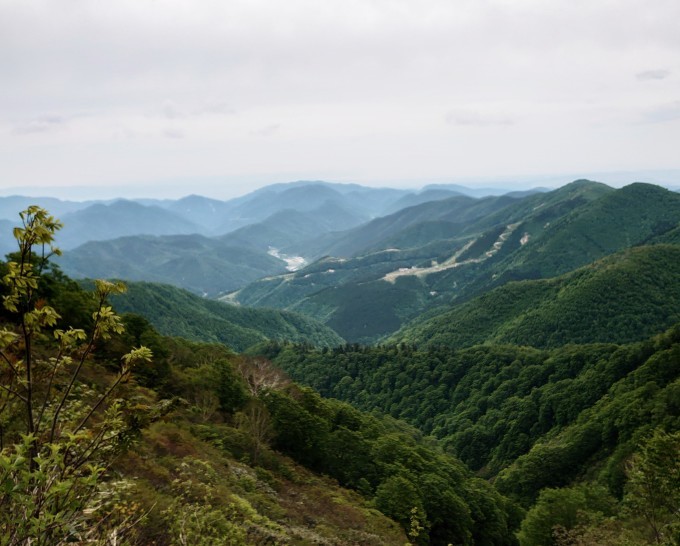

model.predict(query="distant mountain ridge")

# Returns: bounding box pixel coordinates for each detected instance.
[222,200,369,253]
[0,195,104,220]
[57,200,202,249]
[0,180,548,244]
[33,180,549,294]
[165,194,234,231]
[56,234,287,296]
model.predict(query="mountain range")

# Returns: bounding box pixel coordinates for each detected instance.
[105,280,344,351]
[0,181,534,292]
[3,178,679,353]
[45,176,680,356]
[13,179,670,343]
[230,180,680,343]
[390,244,680,349]
[0,180,548,245]
[2,176,679,545]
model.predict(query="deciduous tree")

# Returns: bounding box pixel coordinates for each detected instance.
[0,207,152,545]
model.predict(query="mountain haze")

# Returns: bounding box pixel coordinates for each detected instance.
[57,234,286,296]
[57,200,202,249]
[222,200,368,253]
[164,194,234,231]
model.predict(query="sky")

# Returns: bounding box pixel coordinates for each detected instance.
[1,0,680,200]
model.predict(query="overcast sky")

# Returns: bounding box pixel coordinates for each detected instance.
[1,0,679,199]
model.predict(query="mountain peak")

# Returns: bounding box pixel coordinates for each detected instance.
[620,181,674,194]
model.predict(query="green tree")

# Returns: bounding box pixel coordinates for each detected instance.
[517,485,615,546]
[373,474,427,537]
[625,428,680,544]
[235,399,273,464]
[0,206,152,544]
[517,487,584,546]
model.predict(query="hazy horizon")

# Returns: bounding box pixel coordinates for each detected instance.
[1,168,679,202]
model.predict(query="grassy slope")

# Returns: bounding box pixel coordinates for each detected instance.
[119,413,408,545]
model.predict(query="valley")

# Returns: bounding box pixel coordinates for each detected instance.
[1,178,679,545]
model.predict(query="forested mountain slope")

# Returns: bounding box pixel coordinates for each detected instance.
[233,181,680,344]
[107,280,344,350]
[294,192,518,260]
[4,204,679,545]
[265,323,680,539]
[391,244,680,349]
[57,233,287,296]
[494,182,680,280]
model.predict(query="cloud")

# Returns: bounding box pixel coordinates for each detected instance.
[252,124,281,137]
[194,102,234,116]
[163,128,185,139]
[162,100,183,119]
[636,69,671,81]
[12,115,68,135]
[445,111,515,127]
[641,101,680,123]
[161,100,234,119]
[2,0,680,191]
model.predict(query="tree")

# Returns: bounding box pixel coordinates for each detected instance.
[236,356,288,396]
[235,399,273,464]
[517,485,615,546]
[517,487,584,546]
[373,474,428,541]
[0,206,152,545]
[625,428,680,544]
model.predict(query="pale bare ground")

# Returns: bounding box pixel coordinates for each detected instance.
[268,247,307,271]
[382,223,521,283]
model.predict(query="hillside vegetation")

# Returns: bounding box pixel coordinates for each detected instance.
[391,244,680,348]
[494,182,680,280]
[3,192,679,545]
[0,230,519,545]
[107,280,344,351]
[265,323,680,542]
